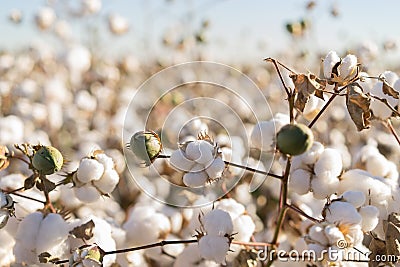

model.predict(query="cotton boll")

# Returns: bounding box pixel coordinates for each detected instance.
[77,158,104,183]
[314,148,342,177]
[183,171,208,187]
[76,90,97,112]
[325,201,362,225]
[170,149,195,172]
[338,54,358,79]
[303,95,325,121]
[198,235,230,264]
[93,169,119,194]
[205,157,225,179]
[359,205,379,232]
[339,169,392,205]
[323,51,340,79]
[289,168,311,195]
[174,244,219,267]
[370,71,399,119]
[308,225,329,246]
[35,213,68,256]
[365,154,389,177]
[233,215,255,241]
[324,224,345,245]
[341,191,365,208]
[197,141,215,164]
[311,174,338,200]
[299,141,324,165]
[96,153,114,170]
[203,209,233,236]
[216,198,245,220]
[74,184,101,202]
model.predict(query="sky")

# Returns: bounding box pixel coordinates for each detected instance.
[0,0,399,63]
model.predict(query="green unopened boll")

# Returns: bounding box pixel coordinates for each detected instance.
[129,131,162,165]
[276,123,314,156]
[32,146,64,175]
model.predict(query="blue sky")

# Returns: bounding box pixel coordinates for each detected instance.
[0,0,399,63]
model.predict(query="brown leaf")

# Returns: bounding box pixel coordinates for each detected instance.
[69,219,95,240]
[385,213,400,258]
[290,73,325,112]
[346,83,372,131]
[382,80,399,99]
[368,237,390,267]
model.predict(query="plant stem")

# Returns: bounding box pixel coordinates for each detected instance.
[232,240,273,248]
[265,157,291,267]
[386,119,400,146]
[54,239,198,264]
[9,192,46,204]
[157,154,283,180]
[264,57,292,97]
[286,203,322,223]
[308,93,337,129]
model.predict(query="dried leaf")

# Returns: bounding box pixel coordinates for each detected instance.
[38,252,60,264]
[290,73,325,112]
[69,219,95,240]
[368,237,390,267]
[385,213,400,258]
[382,80,399,99]
[346,83,372,131]
[24,174,37,190]
[36,176,56,192]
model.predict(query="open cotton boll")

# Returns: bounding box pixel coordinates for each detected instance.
[35,213,68,256]
[341,191,365,208]
[359,205,379,232]
[303,95,326,121]
[233,214,255,241]
[365,154,389,177]
[339,169,392,205]
[289,168,311,195]
[77,158,104,183]
[299,141,324,165]
[183,171,208,187]
[198,235,230,264]
[205,157,225,179]
[203,209,233,236]
[216,198,245,220]
[325,201,362,225]
[308,225,329,246]
[96,153,115,170]
[74,184,101,202]
[314,148,342,177]
[174,244,219,267]
[93,169,119,194]
[370,71,399,119]
[338,54,358,79]
[185,140,214,164]
[324,224,345,245]
[170,149,195,172]
[323,51,340,79]
[311,175,338,199]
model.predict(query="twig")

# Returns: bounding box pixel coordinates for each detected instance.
[157,154,283,180]
[264,58,292,97]
[386,119,400,146]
